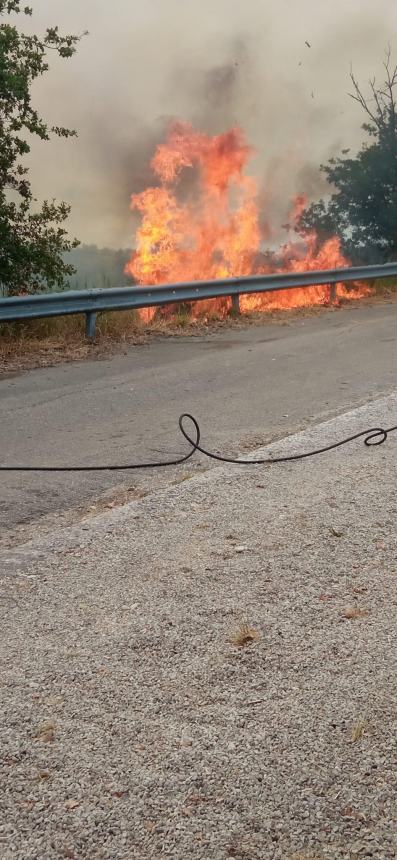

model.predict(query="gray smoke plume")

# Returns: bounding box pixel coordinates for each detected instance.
[25,0,397,247]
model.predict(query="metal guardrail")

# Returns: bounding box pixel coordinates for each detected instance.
[1,262,397,338]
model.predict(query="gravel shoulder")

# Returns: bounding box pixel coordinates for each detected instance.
[1,393,397,859]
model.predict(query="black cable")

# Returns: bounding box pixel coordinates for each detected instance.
[0,413,396,473]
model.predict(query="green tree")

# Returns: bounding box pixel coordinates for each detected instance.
[300,50,397,263]
[0,1,85,296]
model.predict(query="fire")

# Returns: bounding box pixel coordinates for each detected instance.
[125,122,366,318]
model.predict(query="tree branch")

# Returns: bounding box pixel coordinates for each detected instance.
[349,51,397,137]
[349,69,380,128]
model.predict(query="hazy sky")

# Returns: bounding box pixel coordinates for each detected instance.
[21,0,397,247]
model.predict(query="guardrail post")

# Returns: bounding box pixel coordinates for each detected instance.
[329,282,337,304]
[85,311,97,339]
[231,293,241,315]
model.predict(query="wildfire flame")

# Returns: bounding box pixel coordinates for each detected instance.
[125,121,366,318]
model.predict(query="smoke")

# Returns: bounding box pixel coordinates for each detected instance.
[24,0,397,247]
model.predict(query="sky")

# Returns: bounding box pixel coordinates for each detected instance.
[20,0,397,248]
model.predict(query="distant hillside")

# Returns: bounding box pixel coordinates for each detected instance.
[65,245,136,290]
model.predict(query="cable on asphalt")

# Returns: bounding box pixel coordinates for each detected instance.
[0,413,396,473]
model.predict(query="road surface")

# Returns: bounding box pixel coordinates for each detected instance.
[1,301,396,545]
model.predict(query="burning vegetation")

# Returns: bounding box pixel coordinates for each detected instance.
[125,122,366,318]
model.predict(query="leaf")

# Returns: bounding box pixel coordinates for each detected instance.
[34,721,56,743]
[342,607,369,620]
[64,799,80,810]
[340,804,367,822]
[60,848,76,859]
[38,770,51,781]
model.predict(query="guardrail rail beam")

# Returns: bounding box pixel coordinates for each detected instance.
[1,263,397,338]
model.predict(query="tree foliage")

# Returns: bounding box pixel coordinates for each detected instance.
[300,49,397,262]
[0,0,85,295]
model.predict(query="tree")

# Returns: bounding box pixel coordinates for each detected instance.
[299,49,397,263]
[0,1,85,296]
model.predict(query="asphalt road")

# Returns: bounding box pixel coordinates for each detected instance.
[1,301,396,543]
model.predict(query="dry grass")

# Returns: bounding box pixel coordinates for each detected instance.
[0,310,144,371]
[0,307,226,373]
[171,470,204,485]
[1,283,397,376]
[229,623,260,648]
[351,718,368,743]
[290,853,325,860]
[371,275,397,295]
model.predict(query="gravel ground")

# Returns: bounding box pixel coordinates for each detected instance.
[1,393,397,860]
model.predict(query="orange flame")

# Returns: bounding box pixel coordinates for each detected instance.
[125,122,367,318]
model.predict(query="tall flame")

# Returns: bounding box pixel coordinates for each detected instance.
[125,122,366,317]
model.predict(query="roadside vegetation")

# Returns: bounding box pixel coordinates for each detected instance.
[0,2,85,297]
[1,279,396,374]
[299,48,397,264]
[1,5,397,367]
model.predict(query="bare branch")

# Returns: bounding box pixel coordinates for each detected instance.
[369,78,387,128]
[349,50,397,136]
[381,46,397,130]
[349,69,380,128]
